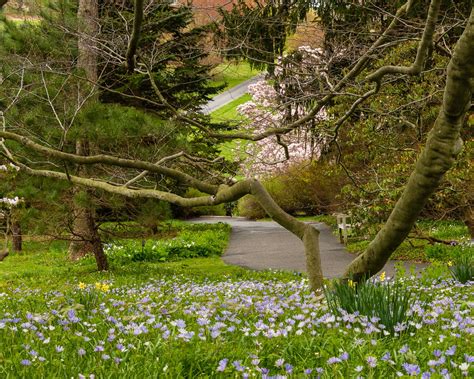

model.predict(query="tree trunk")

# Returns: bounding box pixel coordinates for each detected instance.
[69,0,108,270]
[344,8,474,281]
[11,221,22,252]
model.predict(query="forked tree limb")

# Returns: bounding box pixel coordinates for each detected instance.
[13,160,323,290]
[344,7,474,281]
[124,152,223,188]
[366,0,442,82]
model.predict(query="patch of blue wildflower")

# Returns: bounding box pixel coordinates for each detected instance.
[0,273,472,378]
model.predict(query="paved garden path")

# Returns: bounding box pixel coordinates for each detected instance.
[190,216,428,278]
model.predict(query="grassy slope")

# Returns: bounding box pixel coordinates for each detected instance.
[1,228,472,378]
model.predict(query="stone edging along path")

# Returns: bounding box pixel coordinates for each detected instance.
[189,217,428,278]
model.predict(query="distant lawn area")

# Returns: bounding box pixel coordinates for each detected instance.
[211,61,259,93]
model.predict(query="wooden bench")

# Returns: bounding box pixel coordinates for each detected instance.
[335,213,352,245]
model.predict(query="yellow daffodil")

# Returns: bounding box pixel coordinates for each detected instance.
[380,271,386,282]
[78,282,86,290]
[94,282,110,292]
[447,261,453,267]
[348,279,356,288]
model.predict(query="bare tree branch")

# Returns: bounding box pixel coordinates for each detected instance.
[0,130,219,195]
[366,0,442,82]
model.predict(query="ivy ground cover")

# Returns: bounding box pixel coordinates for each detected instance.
[0,268,472,378]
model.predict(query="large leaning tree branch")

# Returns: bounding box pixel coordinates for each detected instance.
[8,158,323,290]
[0,131,219,195]
[344,6,474,282]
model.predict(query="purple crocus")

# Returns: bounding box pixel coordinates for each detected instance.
[446,345,456,356]
[327,357,341,364]
[403,363,421,376]
[216,358,228,372]
[399,345,409,354]
[366,356,377,368]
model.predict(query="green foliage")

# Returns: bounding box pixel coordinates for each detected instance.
[216,0,310,72]
[419,262,450,285]
[449,255,474,284]
[317,0,471,49]
[99,2,221,113]
[425,242,473,262]
[103,223,231,263]
[345,220,470,263]
[324,278,415,335]
[333,41,472,230]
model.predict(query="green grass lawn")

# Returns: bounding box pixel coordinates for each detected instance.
[342,219,472,262]
[210,93,252,162]
[210,93,251,122]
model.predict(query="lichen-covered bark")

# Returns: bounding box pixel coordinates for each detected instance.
[344,8,474,281]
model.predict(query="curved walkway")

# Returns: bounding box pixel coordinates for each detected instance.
[190,217,428,278]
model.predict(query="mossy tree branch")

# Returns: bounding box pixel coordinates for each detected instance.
[0,130,219,195]
[11,160,323,290]
[345,6,474,281]
[366,0,442,82]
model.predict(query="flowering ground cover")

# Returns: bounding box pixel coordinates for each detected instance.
[0,257,472,378]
